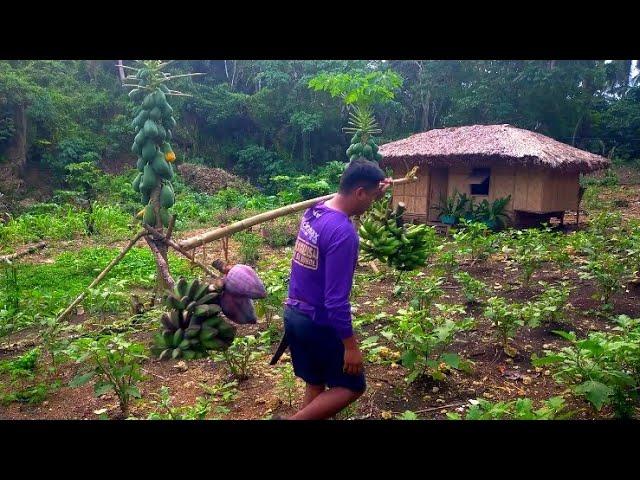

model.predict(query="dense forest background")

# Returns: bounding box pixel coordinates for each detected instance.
[1,60,639,198]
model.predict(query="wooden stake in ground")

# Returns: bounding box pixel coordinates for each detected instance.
[55,230,146,322]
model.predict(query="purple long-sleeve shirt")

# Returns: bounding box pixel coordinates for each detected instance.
[285,201,359,339]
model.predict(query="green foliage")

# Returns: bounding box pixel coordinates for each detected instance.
[382,307,474,383]
[446,396,573,420]
[484,296,524,351]
[234,231,263,265]
[277,362,299,407]
[147,386,211,420]
[452,219,496,264]
[214,334,262,381]
[453,271,488,305]
[504,227,553,288]
[308,70,403,107]
[66,334,147,416]
[521,281,572,327]
[0,247,191,337]
[260,217,298,248]
[532,316,640,418]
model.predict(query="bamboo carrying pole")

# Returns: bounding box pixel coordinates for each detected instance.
[54,168,419,322]
[179,168,420,251]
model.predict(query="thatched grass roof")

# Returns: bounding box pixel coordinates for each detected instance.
[379,124,610,173]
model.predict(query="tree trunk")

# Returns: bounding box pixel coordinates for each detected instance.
[0,102,27,193]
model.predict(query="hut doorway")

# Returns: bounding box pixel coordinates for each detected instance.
[428,167,449,222]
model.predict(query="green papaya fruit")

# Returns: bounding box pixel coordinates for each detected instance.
[140,164,158,193]
[143,205,156,225]
[136,156,146,172]
[149,107,162,121]
[132,173,142,193]
[159,208,170,227]
[160,183,175,208]
[143,119,159,138]
[142,94,155,110]
[151,152,173,180]
[141,141,157,162]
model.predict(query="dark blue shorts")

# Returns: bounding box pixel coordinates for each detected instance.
[283,306,366,393]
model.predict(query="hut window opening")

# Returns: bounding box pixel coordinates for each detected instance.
[469,168,490,195]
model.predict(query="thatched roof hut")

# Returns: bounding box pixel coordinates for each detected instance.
[378,124,610,226]
[379,124,610,173]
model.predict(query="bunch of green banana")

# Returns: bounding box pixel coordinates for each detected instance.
[359,196,434,271]
[151,277,236,360]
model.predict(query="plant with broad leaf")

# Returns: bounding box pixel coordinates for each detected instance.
[453,271,488,305]
[446,396,573,420]
[484,296,524,355]
[452,219,496,265]
[212,334,262,381]
[408,275,444,312]
[532,315,640,418]
[521,281,572,328]
[579,250,630,311]
[67,334,147,417]
[147,386,211,420]
[504,227,552,289]
[381,307,474,383]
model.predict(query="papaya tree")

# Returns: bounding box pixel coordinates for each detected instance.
[308,69,403,163]
[123,60,202,291]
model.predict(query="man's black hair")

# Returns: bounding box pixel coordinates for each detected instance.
[339,158,386,194]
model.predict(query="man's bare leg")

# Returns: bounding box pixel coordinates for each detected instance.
[303,383,325,407]
[289,387,363,420]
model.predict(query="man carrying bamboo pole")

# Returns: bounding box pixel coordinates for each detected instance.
[272,158,391,420]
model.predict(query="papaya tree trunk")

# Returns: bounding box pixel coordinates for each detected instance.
[149,183,173,294]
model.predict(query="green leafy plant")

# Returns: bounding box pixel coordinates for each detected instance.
[382,307,474,383]
[260,216,298,248]
[521,282,572,327]
[532,316,640,418]
[446,396,573,420]
[453,271,488,305]
[474,196,511,230]
[579,251,630,310]
[235,231,263,265]
[277,362,299,408]
[505,228,552,289]
[408,275,444,312]
[484,296,524,355]
[147,386,211,420]
[435,191,470,224]
[213,334,262,381]
[66,334,147,417]
[452,219,496,265]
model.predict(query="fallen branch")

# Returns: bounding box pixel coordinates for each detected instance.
[55,230,146,322]
[179,171,420,251]
[0,241,47,263]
